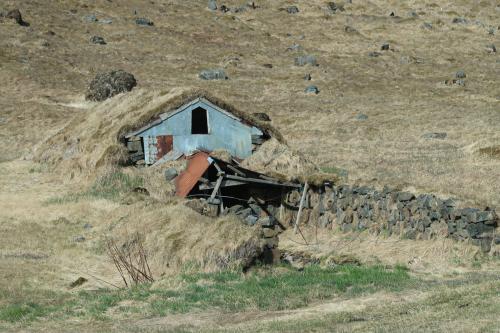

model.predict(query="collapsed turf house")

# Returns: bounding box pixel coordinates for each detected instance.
[121,93,309,222]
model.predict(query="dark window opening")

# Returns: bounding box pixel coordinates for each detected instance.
[191,107,208,134]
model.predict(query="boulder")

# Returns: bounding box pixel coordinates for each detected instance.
[305,85,319,94]
[452,17,467,24]
[286,6,299,14]
[199,69,228,80]
[356,113,368,120]
[164,168,178,181]
[381,43,390,51]
[466,223,495,238]
[135,18,154,26]
[85,70,137,102]
[294,55,317,66]
[327,2,344,13]
[455,70,466,79]
[208,0,217,10]
[83,14,98,23]
[90,36,106,45]
[6,9,29,26]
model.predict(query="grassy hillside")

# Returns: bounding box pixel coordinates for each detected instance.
[0,0,499,207]
[0,2,499,331]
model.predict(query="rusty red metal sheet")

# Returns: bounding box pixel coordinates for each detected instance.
[156,135,173,160]
[175,152,211,197]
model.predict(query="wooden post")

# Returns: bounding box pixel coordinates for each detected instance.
[294,181,309,234]
[208,176,223,205]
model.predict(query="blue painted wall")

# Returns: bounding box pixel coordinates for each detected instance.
[136,100,263,163]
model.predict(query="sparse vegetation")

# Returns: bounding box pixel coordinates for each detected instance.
[44,171,144,204]
[0,264,411,325]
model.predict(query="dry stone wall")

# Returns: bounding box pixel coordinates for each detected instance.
[290,184,499,253]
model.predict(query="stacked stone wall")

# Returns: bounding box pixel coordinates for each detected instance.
[287,184,498,253]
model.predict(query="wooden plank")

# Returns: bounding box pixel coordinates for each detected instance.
[210,176,224,201]
[294,182,309,234]
[226,164,246,177]
[225,174,301,188]
[199,179,246,190]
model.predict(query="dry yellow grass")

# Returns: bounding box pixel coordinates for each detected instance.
[0,1,499,331]
[1,0,498,207]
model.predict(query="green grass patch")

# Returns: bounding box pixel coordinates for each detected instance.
[0,264,413,325]
[44,171,143,204]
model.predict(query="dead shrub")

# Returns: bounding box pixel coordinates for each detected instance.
[106,234,154,287]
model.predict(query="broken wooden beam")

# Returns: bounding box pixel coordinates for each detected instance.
[226,164,246,177]
[199,179,247,190]
[225,174,301,188]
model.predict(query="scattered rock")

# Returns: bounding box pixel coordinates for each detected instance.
[422,132,447,139]
[368,51,382,57]
[455,70,466,79]
[219,5,230,13]
[286,44,302,52]
[69,277,88,288]
[199,68,228,80]
[73,235,86,242]
[408,10,418,18]
[445,79,465,87]
[263,63,273,68]
[327,2,344,13]
[486,44,496,53]
[344,25,357,33]
[232,6,247,13]
[135,17,154,26]
[252,112,271,121]
[83,14,98,23]
[244,214,258,225]
[208,0,217,11]
[356,113,368,120]
[86,70,137,102]
[452,17,467,24]
[304,73,312,81]
[83,223,92,230]
[381,43,390,51]
[305,85,319,94]
[164,168,178,181]
[100,18,113,24]
[90,36,106,45]
[5,9,29,26]
[422,22,433,29]
[294,55,317,66]
[286,6,299,14]
[389,11,395,17]
[246,2,258,9]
